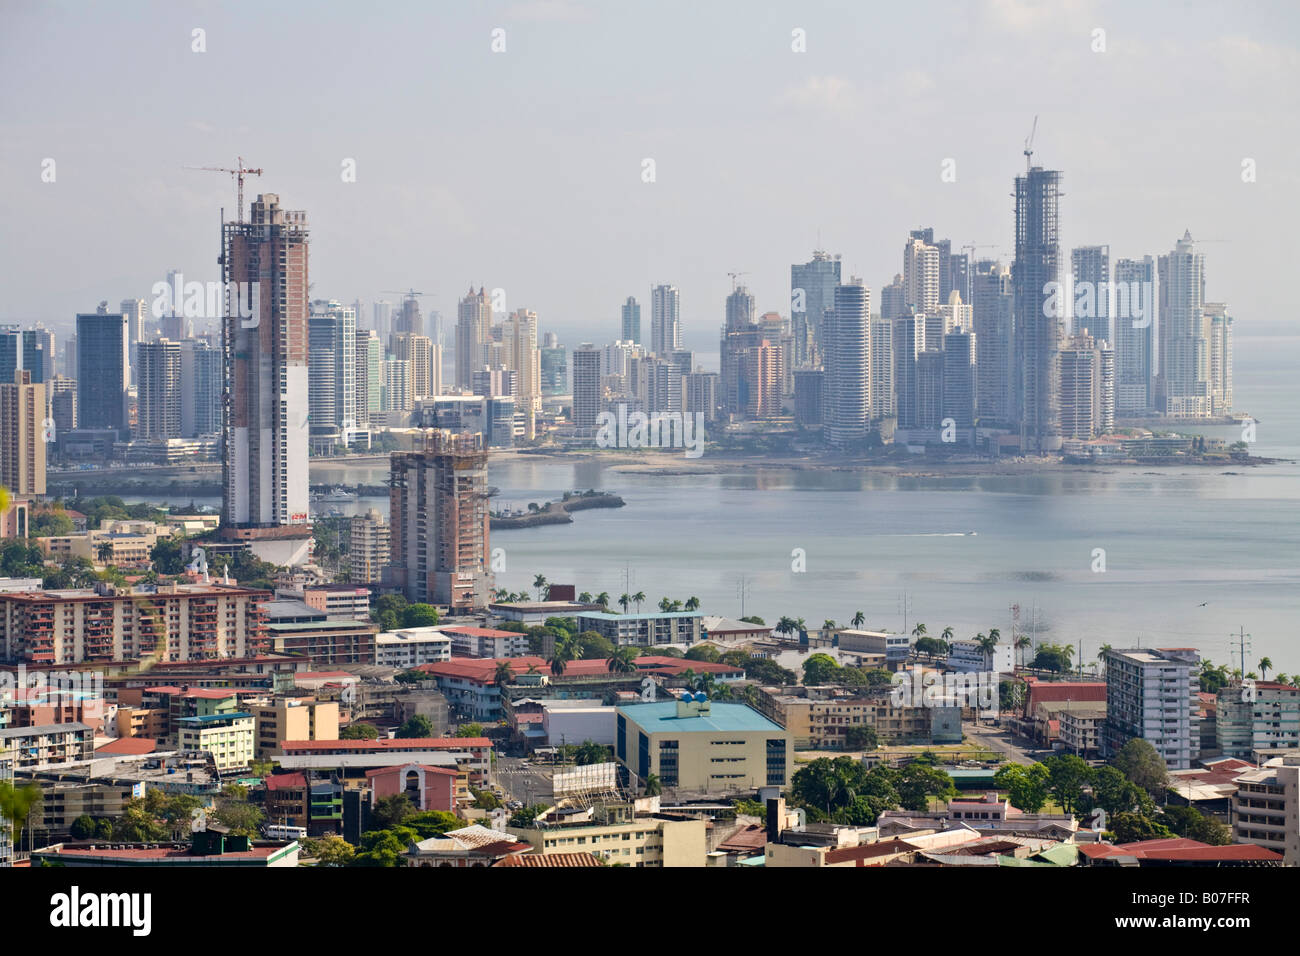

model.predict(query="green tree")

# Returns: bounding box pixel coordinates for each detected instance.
[402,603,439,628]
[844,725,878,752]
[574,740,611,765]
[1158,805,1231,845]
[896,763,957,811]
[643,774,662,796]
[508,804,551,828]
[352,826,416,867]
[1110,811,1173,844]
[802,653,841,685]
[212,784,264,838]
[302,833,356,866]
[396,714,434,738]
[456,723,485,738]
[607,646,638,674]
[684,644,720,663]
[340,722,380,740]
[1041,754,1093,816]
[371,793,415,830]
[993,762,1051,812]
[1112,738,1168,795]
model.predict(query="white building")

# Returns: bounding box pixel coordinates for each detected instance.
[375,628,453,669]
[541,700,616,748]
[1102,647,1199,769]
[1232,754,1300,866]
[946,639,1014,675]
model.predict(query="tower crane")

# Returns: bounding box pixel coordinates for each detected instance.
[185,156,263,221]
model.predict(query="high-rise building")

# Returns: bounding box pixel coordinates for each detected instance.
[650,284,681,357]
[503,309,540,440]
[222,193,311,529]
[621,296,641,344]
[540,339,567,396]
[389,331,435,400]
[571,344,602,434]
[941,330,976,430]
[791,250,841,368]
[903,236,940,315]
[1158,231,1211,418]
[0,328,20,385]
[372,300,394,339]
[48,375,76,440]
[22,327,55,385]
[1071,245,1110,341]
[915,351,945,430]
[1013,165,1065,453]
[870,318,895,421]
[382,359,413,412]
[1059,333,1113,440]
[893,315,926,429]
[455,287,492,389]
[684,371,718,423]
[354,329,383,426]
[347,507,390,585]
[1103,647,1199,769]
[1206,302,1233,417]
[76,310,131,433]
[823,278,870,448]
[135,339,183,439]
[387,430,492,611]
[394,295,423,337]
[1112,256,1157,417]
[739,341,783,420]
[180,341,222,437]
[0,370,45,496]
[879,274,906,323]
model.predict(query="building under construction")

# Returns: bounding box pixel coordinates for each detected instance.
[387,430,492,611]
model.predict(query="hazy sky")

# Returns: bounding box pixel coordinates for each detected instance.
[2,0,1298,356]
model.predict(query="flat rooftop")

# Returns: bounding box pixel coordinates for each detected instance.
[617,702,784,734]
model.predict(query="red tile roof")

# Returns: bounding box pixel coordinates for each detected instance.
[280,737,490,752]
[1080,838,1283,863]
[494,851,603,867]
[95,737,157,756]
[264,772,308,791]
[364,763,461,778]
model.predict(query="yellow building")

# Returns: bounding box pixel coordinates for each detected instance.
[176,712,255,772]
[616,697,792,794]
[516,807,707,867]
[248,697,339,759]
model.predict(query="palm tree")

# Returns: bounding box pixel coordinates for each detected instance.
[851,610,865,629]
[668,600,683,612]
[595,592,610,611]
[693,672,717,696]
[976,632,999,669]
[632,591,646,613]
[1016,634,1032,669]
[643,774,662,797]
[941,626,954,645]
[533,574,548,601]
[1259,657,1273,681]
[494,587,509,601]
[822,619,837,632]
[578,591,593,604]
[607,646,637,674]
[684,596,700,611]
[96,542,114,565]
[619,593,632,613]
[775,616,797,640]
[549,637,575,677]
[658,597,672,613]
[912,623,927,640]
[493,661,515,691]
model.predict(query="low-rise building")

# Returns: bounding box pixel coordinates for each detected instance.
[1057,707,1106,758]
[1216,682,1300,758]
[836,630,910,670]
[276,583,371,622]
[442,624,531,659]
[248,697,339,759]
[576,611,703,647]
[616,696,792,793]
[0,722,94,770]
[367,763,461,813]
[1231,753,1300,865]
[946,639,1015,675]
[514,805,708,867]
[32,829,300,867]
[375,628,453,669]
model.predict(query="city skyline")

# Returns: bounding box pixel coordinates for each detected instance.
[2,1,1295,349]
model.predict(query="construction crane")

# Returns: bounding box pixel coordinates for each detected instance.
[727,271,750,291]
[185,156,263,222]
[380,288,432,300]
[1023,115,1038,171]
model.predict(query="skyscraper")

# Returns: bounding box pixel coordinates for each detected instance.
[893,314,926,429]
[1158,231,1211,417]
[0,370,45,496]
[571,343,601,434]
[309,300,359,450]
[393,294,423,337]
[870,317,895,421]
[903,235,940,315]
[791,250,840,367]
[180,341,222,437]
[76,309,131,433]
[823,278,870,448]
[354,329,383,426]
[1071,245,1111,341]
[455,287,491,389]
[389,331,435,400]
[1206,302,1233,416]
[22,328,54,385]
[941,330,977,431]
[540,336,567,396]
[135,339,183,439]
[503,309,540,440]
[650,284,681,357]
[387,430,492,611]
[1013,165,1065,452]
[621,296,641,344]
[222,193,311,529]
[1112,256,1157,417]
[972,260,1014,425]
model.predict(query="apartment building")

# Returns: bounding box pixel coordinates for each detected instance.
[575,611,702,648]
[1103,647,1200,769]
[515,806,707,867]
[755,686,959,749]
[248,697,339,759]
[0,582,270,665]
[374,627,453,669]
[0,722,94,771]
[1231,754,1300,865]
[176,712,255,772]
[1216,682,1300,758]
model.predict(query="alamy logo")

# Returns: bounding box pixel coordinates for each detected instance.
[151,273,260,327]
[50,887,152,936]
[595,403,705,459]
[1042,278,1154,329]
[890,669,998,715]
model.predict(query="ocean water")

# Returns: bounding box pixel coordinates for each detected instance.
[139,333,1300,675]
